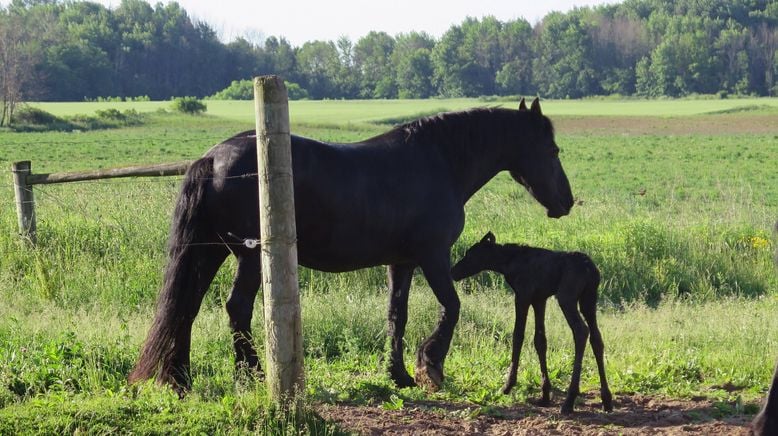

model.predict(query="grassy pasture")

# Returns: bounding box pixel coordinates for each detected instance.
[0,98,776,433]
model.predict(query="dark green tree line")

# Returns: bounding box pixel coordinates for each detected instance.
[0,0,776,108]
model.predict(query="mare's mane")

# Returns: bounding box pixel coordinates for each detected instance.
[224,107,555,154]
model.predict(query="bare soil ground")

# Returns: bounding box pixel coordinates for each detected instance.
[555,114,778,135]
[317,393,755,435]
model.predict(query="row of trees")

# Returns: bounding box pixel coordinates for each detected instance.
[1,0,777,117]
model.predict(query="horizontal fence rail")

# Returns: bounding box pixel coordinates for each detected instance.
[26,161,192,185]
[11,160,192,245]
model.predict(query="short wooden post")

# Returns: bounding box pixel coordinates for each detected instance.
[12,161,36,244]
[254,75,304,408]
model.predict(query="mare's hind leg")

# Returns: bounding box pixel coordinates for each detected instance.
[580,286,613,412]
[387,263,416,388]
[502,294,530,395]
[557,291,590,414]
[170,245,230,391]
[415,253,460,392]
[532,299,552,405]
[226,251,263,377]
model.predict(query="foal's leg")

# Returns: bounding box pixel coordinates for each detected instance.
[531,299,552,405]
[580,286,613,412]
[386,263,416,388]
[225,251,263,377]
[415,253,460,391]
[557,292,590,414]
[501,294,530,395]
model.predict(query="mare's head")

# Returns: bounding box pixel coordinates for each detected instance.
[451,232,500,281]
[507,98,573,218]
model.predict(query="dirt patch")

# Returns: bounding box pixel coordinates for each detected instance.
[554,114,778,136]
[317,393,754,435]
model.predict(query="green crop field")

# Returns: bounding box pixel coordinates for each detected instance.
[0,98,776,433]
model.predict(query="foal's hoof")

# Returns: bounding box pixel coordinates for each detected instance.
[602,392,614,412]
[536,397,551,407]
[560,402,574,415]
[414,363,444,392]
[390,368,417,389]
[235,362,265,384]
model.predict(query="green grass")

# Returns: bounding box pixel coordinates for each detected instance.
[0,99,776,432]
[29,96,778,122]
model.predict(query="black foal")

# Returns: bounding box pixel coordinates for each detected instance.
[451,231,613,414]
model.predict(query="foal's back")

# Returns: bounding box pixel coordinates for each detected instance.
[503,246,599,297]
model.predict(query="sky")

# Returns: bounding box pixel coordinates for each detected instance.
[2,0,618,46]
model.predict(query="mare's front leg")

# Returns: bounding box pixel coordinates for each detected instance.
[531,299,551,405]
[502,293,531,395]
[386,263,416,388]
[225,252,263,379]
[415,253,460,391]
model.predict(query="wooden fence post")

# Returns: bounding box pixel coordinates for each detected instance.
[12,161,36,244]
[254,75,304,408]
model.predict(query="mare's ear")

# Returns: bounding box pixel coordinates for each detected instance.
[530,97,542,115]
[482,231,496,243]
[518,97,527,111]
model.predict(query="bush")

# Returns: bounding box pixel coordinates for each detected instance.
[285,81,309,100]
[11,106,145,131]
[94,108,143,126]
[208,79,253,100]
[171,96,207,115]
[13,106,61,125]
[208,79,309,100]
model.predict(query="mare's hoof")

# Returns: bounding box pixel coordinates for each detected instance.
[500,383,514,395]
[537,397,551,407]
[560,403,574,415]
[414,363,444,392]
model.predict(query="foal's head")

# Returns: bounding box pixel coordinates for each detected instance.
[508,98,574,219]
[451,232,501,281]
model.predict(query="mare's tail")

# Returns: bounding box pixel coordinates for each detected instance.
[753,360,778,435]
[128,157,215,388]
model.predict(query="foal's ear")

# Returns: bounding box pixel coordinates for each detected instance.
[518,97,527,111]
[530,97,542,115]
[482,231,496,243]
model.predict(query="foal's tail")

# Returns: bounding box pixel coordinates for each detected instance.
[129,156,215,388]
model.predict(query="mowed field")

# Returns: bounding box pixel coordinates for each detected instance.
[0,98,776,434]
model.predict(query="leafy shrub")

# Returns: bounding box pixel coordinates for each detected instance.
[171,96,207,114]
[11,106,144,131]
[13,106,61,125]
[285,81,309,100]
[208,79,253,100]
[208,79,309,100]
[94,108,143,125]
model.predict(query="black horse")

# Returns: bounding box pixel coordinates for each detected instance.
[129,98,574,392]
[451,232,612,414]
[753,360,778,435]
